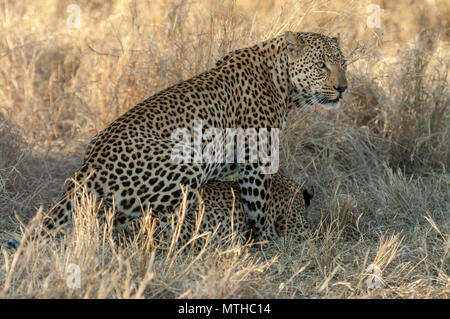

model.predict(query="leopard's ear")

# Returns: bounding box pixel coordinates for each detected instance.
[285,31,306,59]
[332,33,341,47]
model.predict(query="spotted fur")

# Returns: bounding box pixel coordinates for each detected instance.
[42,31,346,243]
[187,173,312,246]
[115,173,312,248]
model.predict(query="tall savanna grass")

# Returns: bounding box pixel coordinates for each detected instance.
[1,0,449,298]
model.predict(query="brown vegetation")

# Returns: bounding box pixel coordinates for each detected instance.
[0,0,448,298]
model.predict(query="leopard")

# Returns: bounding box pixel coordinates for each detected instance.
[39,31,347,244]
[162,173,314,249]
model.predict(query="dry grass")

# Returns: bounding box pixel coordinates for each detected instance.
[0,0,449,298]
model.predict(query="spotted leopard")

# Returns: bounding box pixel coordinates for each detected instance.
[40,31,346,244]
[164,173,313,249]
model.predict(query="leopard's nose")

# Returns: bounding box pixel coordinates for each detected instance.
[334,85,347,93]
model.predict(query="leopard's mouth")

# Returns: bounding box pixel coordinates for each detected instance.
[293,90,342,109]
[315,92,341,104]
[310,92,342,109]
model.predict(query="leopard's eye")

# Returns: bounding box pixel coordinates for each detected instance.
[316,62,326,69]
[341,59,346,67]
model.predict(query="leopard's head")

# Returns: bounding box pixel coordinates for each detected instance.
[285,31,348,110]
